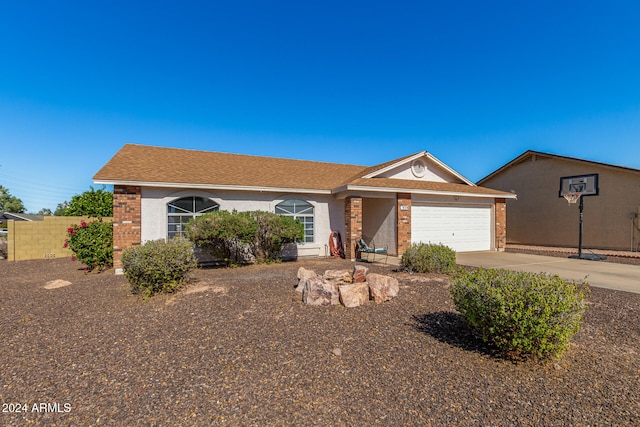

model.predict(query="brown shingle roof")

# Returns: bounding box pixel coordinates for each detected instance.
[94,144,513,197]
[94,144,367,191]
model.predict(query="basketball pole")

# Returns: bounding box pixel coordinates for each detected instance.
[577,196,584,259]
[569,195,606,261]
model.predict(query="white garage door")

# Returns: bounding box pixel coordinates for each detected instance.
[412,204,492,252]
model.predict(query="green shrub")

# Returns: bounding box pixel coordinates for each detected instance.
[121,238,197,298]
[400,242,456,274]
[246,210,304,262]
[450,268,590,359]
[185,210,304,265]
[64,220,113,272]
[185,210,256,266]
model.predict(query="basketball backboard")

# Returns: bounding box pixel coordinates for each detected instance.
[559,174,599,197]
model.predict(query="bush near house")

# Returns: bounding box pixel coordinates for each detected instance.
[64,220,113,272]
[400,242,457,274]
[450,268,590,359]
[185,210,303,265]
[246,210,304,262]
[121,238,197,298]
[0,238,7,259]
[185,210,257,266]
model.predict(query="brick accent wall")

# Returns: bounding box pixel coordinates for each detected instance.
[344,196,362,260]
[495,198,507,251]
[113,185,142,271]
[396,193,412,256]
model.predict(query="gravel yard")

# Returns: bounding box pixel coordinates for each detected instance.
[1,257,639,426]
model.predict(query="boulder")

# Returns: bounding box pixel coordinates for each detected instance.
[339,283,370,308]
[303,277,340,306]
[323,269,353,284]
[352,265,369,283]
[296,267,318,293]
[367,273,399,303]
[297,266,317,280]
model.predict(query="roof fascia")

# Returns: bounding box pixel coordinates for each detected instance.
[478,150,640,185]
[333,184,516,199]
[424,152,475,186]
[4,213,39,221]
[477,150,534,184]
[93,180,332,195]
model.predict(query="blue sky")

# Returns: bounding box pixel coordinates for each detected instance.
[1,1,639,212]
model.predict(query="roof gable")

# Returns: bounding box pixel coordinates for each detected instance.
[360,151,473,185]
[478,150,640,185]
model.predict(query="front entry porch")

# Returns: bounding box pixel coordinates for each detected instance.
[343,194,411,261]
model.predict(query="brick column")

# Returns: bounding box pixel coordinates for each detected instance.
[495,198,507,251]
[396,193,412,256]
[113,185,141,273]
[344,196,362,260]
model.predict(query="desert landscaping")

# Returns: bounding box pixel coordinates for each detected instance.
[1,257,639,426]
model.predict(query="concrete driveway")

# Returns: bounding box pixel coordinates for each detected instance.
[456,251,640,294]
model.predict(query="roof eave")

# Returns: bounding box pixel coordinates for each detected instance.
[333,185,517,199]
[425,152,476,186]
[93,179,332,195]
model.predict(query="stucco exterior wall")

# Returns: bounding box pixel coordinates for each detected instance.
[140,187,342,257]
[482,155,640,251]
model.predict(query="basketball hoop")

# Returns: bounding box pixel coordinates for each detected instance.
[563,192,582,205]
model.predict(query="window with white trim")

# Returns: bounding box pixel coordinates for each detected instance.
[168,196,219,238]
[275,199,314,243]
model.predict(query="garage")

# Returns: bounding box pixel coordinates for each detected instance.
[412,204,492,252]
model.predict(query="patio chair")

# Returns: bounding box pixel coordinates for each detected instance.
[356,238,388,264]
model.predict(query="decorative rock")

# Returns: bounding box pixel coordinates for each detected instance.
[296,267,318,293]
[324,269,353,284]
[332,348,342,357]
[339,283,370,308]
[302,277,340,306]
[297,267,317,280]
[352,265,369,283]
[367,273,399,303]
[44,279,72,289]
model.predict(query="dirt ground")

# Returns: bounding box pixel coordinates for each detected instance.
[1,257,639,426]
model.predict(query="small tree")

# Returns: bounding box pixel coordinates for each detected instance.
[63,186,113,217]
[54,201,70,216]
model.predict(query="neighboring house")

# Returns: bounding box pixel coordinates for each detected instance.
[94,144,516,273]
[1,212,44,222]
[1,212,43,236]
[478,150,640,252]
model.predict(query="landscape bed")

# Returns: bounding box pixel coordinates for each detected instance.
[1,257,638,426]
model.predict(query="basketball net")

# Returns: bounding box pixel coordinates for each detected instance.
[563,192,582,205]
